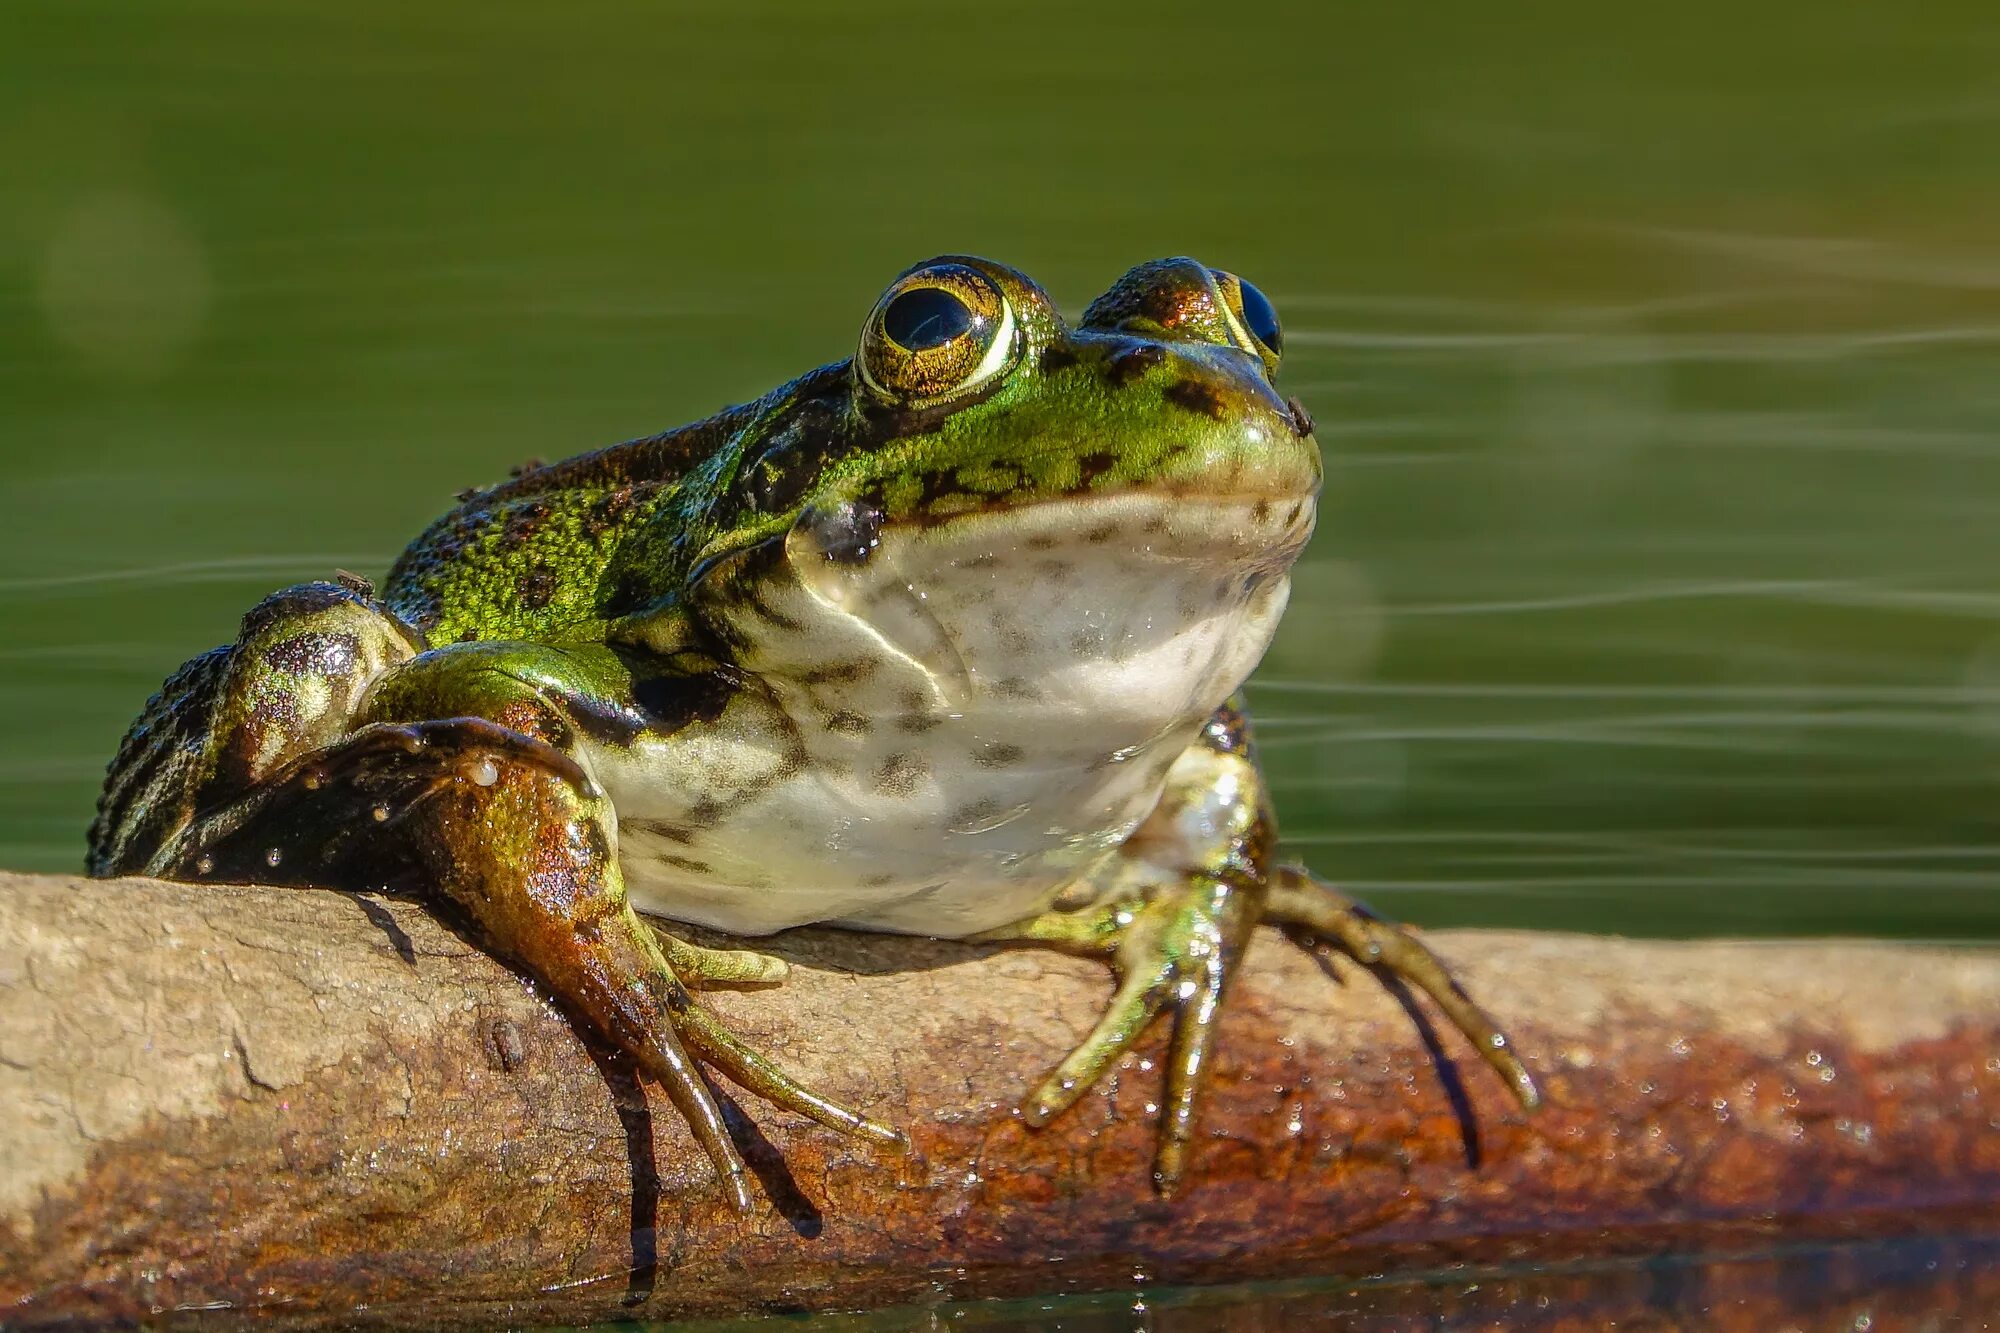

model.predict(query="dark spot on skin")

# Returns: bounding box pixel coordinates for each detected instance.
[1024,533,1058,551]
[948,798,1001,830]
[458,629,480,643]
[1069,628,1104,655]
[997,621,1033,653]
[561,666,735,749]
[861,872,897,889]
[1286,394,1316,437]
[661,854,715,876]
[582,820,615,869]
[897,711,940,735]
[963,552,999,570]
[1083,520,1122,545]
[684,799,725,830]
[1106,343,1166,387]
[516,567,558,610]
[975,742,1025,769]
[1035,559,1077,586]
[1284,501,1305,526]
[873,753,930,798]
[1166,379,1228,420]
[800,660,877,687]
[744,588,806,633]
[1039,345,1078,373]
[626,819,696,846]
[1252,500,1272,524]
[1076,452,1119,488]
[495,499,555,554]
[993,676,1041,702]
[261,630,359,677]
[580,487,638,541]
[824,709,871,736]
[631,670,737,734]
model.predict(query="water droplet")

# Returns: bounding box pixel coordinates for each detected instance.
[194,855,214,875]
[469,757,500,787]
[371,806,390,822]
[264,847,283,867]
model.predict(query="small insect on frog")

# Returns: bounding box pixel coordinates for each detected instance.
[90,257,1538,1208]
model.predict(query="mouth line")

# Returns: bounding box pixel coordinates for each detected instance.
[692,485,1317,592]
[873,483,1322,531]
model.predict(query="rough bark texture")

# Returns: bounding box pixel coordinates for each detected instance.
[2,869,1997,1329]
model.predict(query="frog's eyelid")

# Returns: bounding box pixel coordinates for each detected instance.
[1209,271,1261,357]
[964,294,1017,390]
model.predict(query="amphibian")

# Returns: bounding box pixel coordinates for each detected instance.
[90,256,1537,1207]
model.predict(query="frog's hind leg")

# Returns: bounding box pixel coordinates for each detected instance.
[978,697,1537,1195]
[164,705,902,1213]
[90,576,424,878]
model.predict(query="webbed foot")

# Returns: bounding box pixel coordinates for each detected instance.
[982,697,1538,1196]
[986,871,1258,1194]
[1265,865,1541,1112]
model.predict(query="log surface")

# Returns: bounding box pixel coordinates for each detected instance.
[2,869,1997,1329]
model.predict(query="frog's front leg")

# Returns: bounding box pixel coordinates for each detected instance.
[164,644,903,1211]
[979,697,1539,1195]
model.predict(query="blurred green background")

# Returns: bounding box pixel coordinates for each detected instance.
[4,1,1999,940]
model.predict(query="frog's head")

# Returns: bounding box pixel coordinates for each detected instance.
[688,256,1320,721]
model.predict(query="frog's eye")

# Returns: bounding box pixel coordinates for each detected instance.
[858,263,1018,406]
[1209,269,1283,378]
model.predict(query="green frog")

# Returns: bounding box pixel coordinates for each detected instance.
[89,256,1537,1209]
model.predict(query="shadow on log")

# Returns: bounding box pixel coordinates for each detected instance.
[2,869,1998,1328]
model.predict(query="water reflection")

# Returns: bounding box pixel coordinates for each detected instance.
[2,2,1996,947]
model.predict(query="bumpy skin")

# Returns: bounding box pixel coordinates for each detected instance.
[90,256,1536,1208]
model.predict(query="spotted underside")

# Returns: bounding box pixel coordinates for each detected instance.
[603,489,1311,936]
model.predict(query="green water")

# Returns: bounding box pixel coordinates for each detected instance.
[5,2,2000,1329]
[10,2,1999,938]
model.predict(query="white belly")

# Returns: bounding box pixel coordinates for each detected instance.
[588,493,1305,937]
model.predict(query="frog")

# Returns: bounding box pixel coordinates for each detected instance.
[88,255,1538,1210]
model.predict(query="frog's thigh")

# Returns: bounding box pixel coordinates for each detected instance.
[94,578,422,878]
[210,580,424,785]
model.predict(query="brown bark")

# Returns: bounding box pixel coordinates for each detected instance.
[2,869,1997,1329]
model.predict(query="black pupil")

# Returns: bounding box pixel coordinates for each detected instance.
[883,286,976,351]
[1238,278,1282,353]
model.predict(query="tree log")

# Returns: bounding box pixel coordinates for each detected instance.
[2,869,1997,1329]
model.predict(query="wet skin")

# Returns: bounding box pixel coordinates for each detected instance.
[90,256,1538,1209]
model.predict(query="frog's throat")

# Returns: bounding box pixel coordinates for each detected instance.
[692,490,1310,709]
